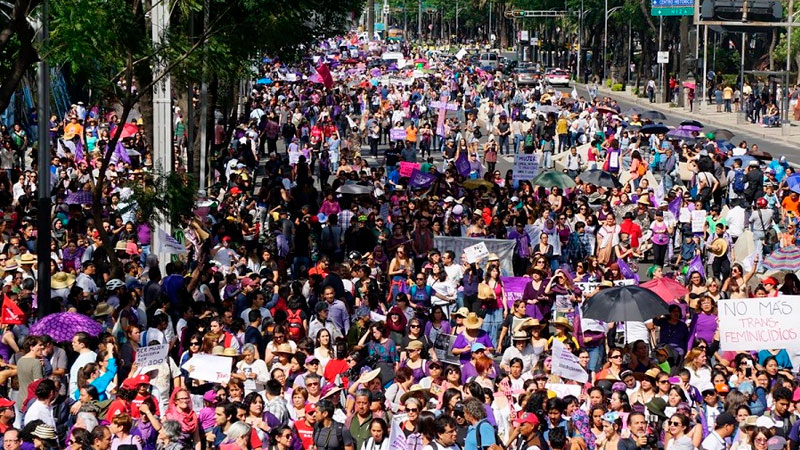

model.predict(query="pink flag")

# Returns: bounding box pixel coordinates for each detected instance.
[315,63,334,90]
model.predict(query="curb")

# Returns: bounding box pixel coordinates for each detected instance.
[576,83,799,148]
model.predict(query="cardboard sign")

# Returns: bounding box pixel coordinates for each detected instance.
[181,354,233,383]
[513,154,540,183]
[551,338,589,383]
[463,242,490,264]
[719,297,800,351]
[135,344,169,369]
[390,128,407,141]
[433,334,459,364]
[398,161,420,177]
[691,210,706,233]
[546,383,583,398]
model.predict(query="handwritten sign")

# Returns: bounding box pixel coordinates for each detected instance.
[679,207,691,223]
[546,383,583,398]
[551,337,589,383]
[390,128,407,141]
[719,297,800,351]
[691,210,706,233]
[398,161,420,177]
[512,154,540,183]
[135,344,169,369]
[181,354,233,383]
[574,279,635,296]
[463,242,490,263]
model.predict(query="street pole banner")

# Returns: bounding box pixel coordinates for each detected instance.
[135,344,169,369]
[551,337,589,383]
[718,297,800,351]
[433,237,516,276]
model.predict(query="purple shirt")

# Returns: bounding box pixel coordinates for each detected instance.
[509,230,531,258]
[522,279,551,320]
[688,312,717,349]
[452,331,494,363]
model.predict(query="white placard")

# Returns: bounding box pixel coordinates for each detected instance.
[551,337,589,383]
[719,297,800,351]
[456,48,467,60]
[512,154,540,183]
[156,228,188,255]
[691,210,706,233]
[463,242,490,264]
[546,383,582,398]
[135,344,169,369]
[181,354,233,383]
[679,207,691,223]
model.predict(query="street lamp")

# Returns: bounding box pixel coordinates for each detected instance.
[603,5,623,83]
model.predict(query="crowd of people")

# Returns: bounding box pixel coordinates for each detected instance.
[0,32,799,450]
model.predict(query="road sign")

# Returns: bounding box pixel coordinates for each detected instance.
[382,4,389,14]
[657,51,670,64]
[651,0,694,15]
[520,30,529,42]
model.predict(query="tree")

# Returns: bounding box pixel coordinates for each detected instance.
[774,27,800,84]
[0,0,42,116]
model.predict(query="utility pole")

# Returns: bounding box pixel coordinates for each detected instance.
[418,0,422,39]
[199,0,209,189]
[36,0,50,318]
[603,0,608,83]
[151,0,173,269]
[368,0,375,38]
[577,0,583,82]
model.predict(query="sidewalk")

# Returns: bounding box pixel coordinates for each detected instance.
[578,83,800,147]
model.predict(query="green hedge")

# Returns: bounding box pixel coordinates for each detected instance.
[611,83,624,91]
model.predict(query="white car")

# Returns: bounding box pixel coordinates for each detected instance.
[546,69,570,86]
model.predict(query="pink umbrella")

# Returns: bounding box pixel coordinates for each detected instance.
[683,81,696,89]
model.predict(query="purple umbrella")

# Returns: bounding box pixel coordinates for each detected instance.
[666,128,697,141]
[370,68,381,77]
[30,312,104,342]
[65,190,94,205]
[679,125,702,132]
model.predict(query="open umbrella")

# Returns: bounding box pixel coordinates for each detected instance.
[679,125,703,132]
[640,277,689,302]
[750,150,773,161]
[680,119,703,128]
[710,128,734,140]
[119,123,140,139]
[538,105,559,114]
[531,171,577,189]
[65,190,94,205]
[621,107,643,117]
[724,155,757,168]
[640,124,670,135]
[666,129,697,141]
[578,169,623,188]
[763,245,800,271]
[581,285,670,322]
[336,184,375,195]
[463,179,494,190]
[641,110,668,120]
[596,105,617,115]
[30,312,104,342]
[785,174,800,193]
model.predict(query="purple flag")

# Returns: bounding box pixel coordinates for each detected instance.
[616,258,640,284]
[408,169,437,189]
[75,139,84,162]
[455,152,470,177]
[115,141,131,165]
[668,197,681,219]
[688,254,705,280]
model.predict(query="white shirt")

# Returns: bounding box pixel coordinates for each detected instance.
[236,359,270,394]
[726,206,746,238]
[69,350,97,395]
[24,400,55,427]
[443,263,464,288]
[700,431,726,450]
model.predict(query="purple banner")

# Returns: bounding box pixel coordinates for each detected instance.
[409,169,437,189]
[688,254,706,280]
[115,141,131,165]
[616,258,640,284]
[75,139,84,162]
[668,197,681,219]
[501,276,529,309]
[455,152,470,177]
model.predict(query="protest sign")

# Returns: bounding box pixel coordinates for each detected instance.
[408,169,437,189]
[691,210,706,233]
[679,208,691,223]
[432,334,459,364]
[551,338,589,383]
[463,242,490,263]
[545,383,582,398]
[718,297,800,351]
[501,276,529,309]
[390,128,407,141]
[455,152,471,177]
[156,228,187,255]
[574,279,634,296]
[512,154,540,183]
[135,344,169,369]
[181,354,233,383]
[398,161,420,177]
[434,237,515,276]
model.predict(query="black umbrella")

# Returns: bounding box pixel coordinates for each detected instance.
[578,169,623,188]
[640,124,670,135]
[581,285,670,322]
[680,119,703,128]
[621,107,643,117]
[710,128,735,141]
[641,110,668,120]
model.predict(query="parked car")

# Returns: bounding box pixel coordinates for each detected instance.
[546,68,570,86]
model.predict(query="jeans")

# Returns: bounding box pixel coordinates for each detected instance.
[753,229,765,272]
[514,134,524,154]
[586,345,606,373]
[498,135,510,155]
[481,307,503,347]
[725,99,732,112]
[291,256,310,280]
[542,151,553,169]
[558,133,569,152]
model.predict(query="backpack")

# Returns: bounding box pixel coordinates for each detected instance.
[733,169,746,194]
[475,419,502,450]
[286,309,305,341]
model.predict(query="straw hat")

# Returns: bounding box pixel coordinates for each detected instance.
[553,316,573,332]
[405,340,424,351]
[114,241,129,252]
[222,348,239,357]
[636,367,662,382]
[211,346,225,355]
[321,385,343,399]
[275,343,295,356]
[709,238,728,257]
[452,307,470,318]
[400,385,432,404]
[515,318,545,332]
[31,424,58,441]
[512,330,530,341]
[51,271,76,289]
[16,253,36,265]
[355,367,381,386]
[464,312,483,330]
[3,259,18,272]
[93,302,114,318]
[487,253,499,262]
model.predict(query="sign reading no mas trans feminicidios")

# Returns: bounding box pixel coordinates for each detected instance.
[718,297,800,351]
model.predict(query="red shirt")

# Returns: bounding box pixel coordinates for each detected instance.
[294,420,315,449]
[619,219,643,248]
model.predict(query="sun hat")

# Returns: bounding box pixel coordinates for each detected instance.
[16,253,36,265]
[471,342,487,352]
[453,307,470,318]
[275,343,294,356]
[512,330,530,341]
[553,316,573,332]
[487,253,499,262]
[31,424,57,441]
[406,340,424,351]
[355,367,381,386]
[93,302,114,318]
[515,318,545,332]
[464,312,483,330]
[211,346,225,355]
[400,385,431,404]
[222,348,239,357]
[321,385,343,400]
[51,271,76,289]
[114,241,128,252]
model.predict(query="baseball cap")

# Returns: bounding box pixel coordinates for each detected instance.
[315,302,329,312]
[762,276,778,286]
[471,343,486,352]
[768,436,787,450]
[756,416,783,429]
[514,412,540,427]
[0,397,13,408]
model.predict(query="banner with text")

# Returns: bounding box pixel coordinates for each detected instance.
[551,337,589,382]
[501,276,530,309]
[512,154,540,183]
[719,297,800,351]
[136,344,169,369]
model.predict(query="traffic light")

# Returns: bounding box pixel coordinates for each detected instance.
[505,10,527,18]
[701,0,783,21]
